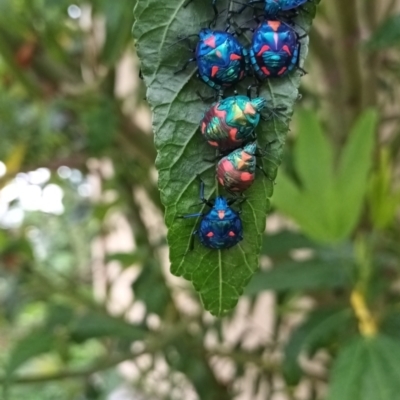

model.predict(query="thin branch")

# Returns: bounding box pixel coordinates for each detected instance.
[0,354,132,385]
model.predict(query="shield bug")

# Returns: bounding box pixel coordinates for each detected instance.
[217,142,272,193]
[179,179,243,250]
[175,29,249,91]
[201,95,266,151]
[249,20,302,79]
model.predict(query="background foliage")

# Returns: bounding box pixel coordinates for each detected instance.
[0,0,400,399]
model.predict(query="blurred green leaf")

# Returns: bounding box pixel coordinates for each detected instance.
[83,97,118,155]
[132,0,319,315]
[294,109,334,195]
[366,14,400,50]
[6,329,54,377]
[274,109,377,243]
[105,251,145,268]
[283,308,351,385]
[261,230,321,257]
[98,0,135,66]
[70,312,146,343]
[367,148,400,229]
[245,259,352,295]
[335,109,378,237]
[131,263,170,315]
[328,335,400,400]
[381,311,400,338]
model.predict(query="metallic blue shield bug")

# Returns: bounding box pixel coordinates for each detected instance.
[196,29,249,90]
[180,180,243,250]
[250,20,301,79]
[175,29,249,91]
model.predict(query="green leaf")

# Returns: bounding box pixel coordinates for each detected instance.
[105,251,145,268]
[367,148,400,229]
[366,14,400,50]
[133,0,319,315]
[69,312,146,343]
[83,97,119,155]
[283,308,351,385]
[6,330,54,377]
[328,335,400,400]
[245,259,352,295]
[273,109,377,243]
[261,230,321,257]
[335,109,377,237]
[294,109,334,194]
[98,0,136,66]
[131,263,170,315]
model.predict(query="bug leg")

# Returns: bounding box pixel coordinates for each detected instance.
[256,164,274,182]
[203,155,219,163]
[189,230,197,251]
[247,83,261,98]
[231,0,262,15]
[168,34,198,50]
[174,57,196,75]
[196,90,216,103]
[208,0,219,28]
[298,66,308,76]
[258,139,280,155]
[197,176,214,207]
[295,43,307,76]
[261,106,288,126]
[178,212,204,219]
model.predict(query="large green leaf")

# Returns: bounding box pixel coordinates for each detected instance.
[273,109,377,243]
[283,308,351,385]
[245,259,352,295]
[334,109,378,237]
[133,1,318,315]
[328,335,400,400]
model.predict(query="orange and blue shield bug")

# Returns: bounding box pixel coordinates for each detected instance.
[201,95,266,151]
[175,29,249,91]
[179,180,243,250]
[217,142,272,193]
[250,20,301,79]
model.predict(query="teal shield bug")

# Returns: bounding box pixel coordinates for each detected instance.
[201,95,266,151]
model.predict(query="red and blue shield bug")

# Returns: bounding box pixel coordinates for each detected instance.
[174,29,249,91]
[217,142,272,193]
[179,179,243,250]
[249,20,303,79]
[201,95,266,151]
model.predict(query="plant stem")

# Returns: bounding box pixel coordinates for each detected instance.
[0,354,132,385]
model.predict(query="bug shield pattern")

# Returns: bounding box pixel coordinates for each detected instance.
[250,20,300,79]
[201,95,267,151]
[217,142,258,193]
[196,29,249,90]
[198,197,243,249]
